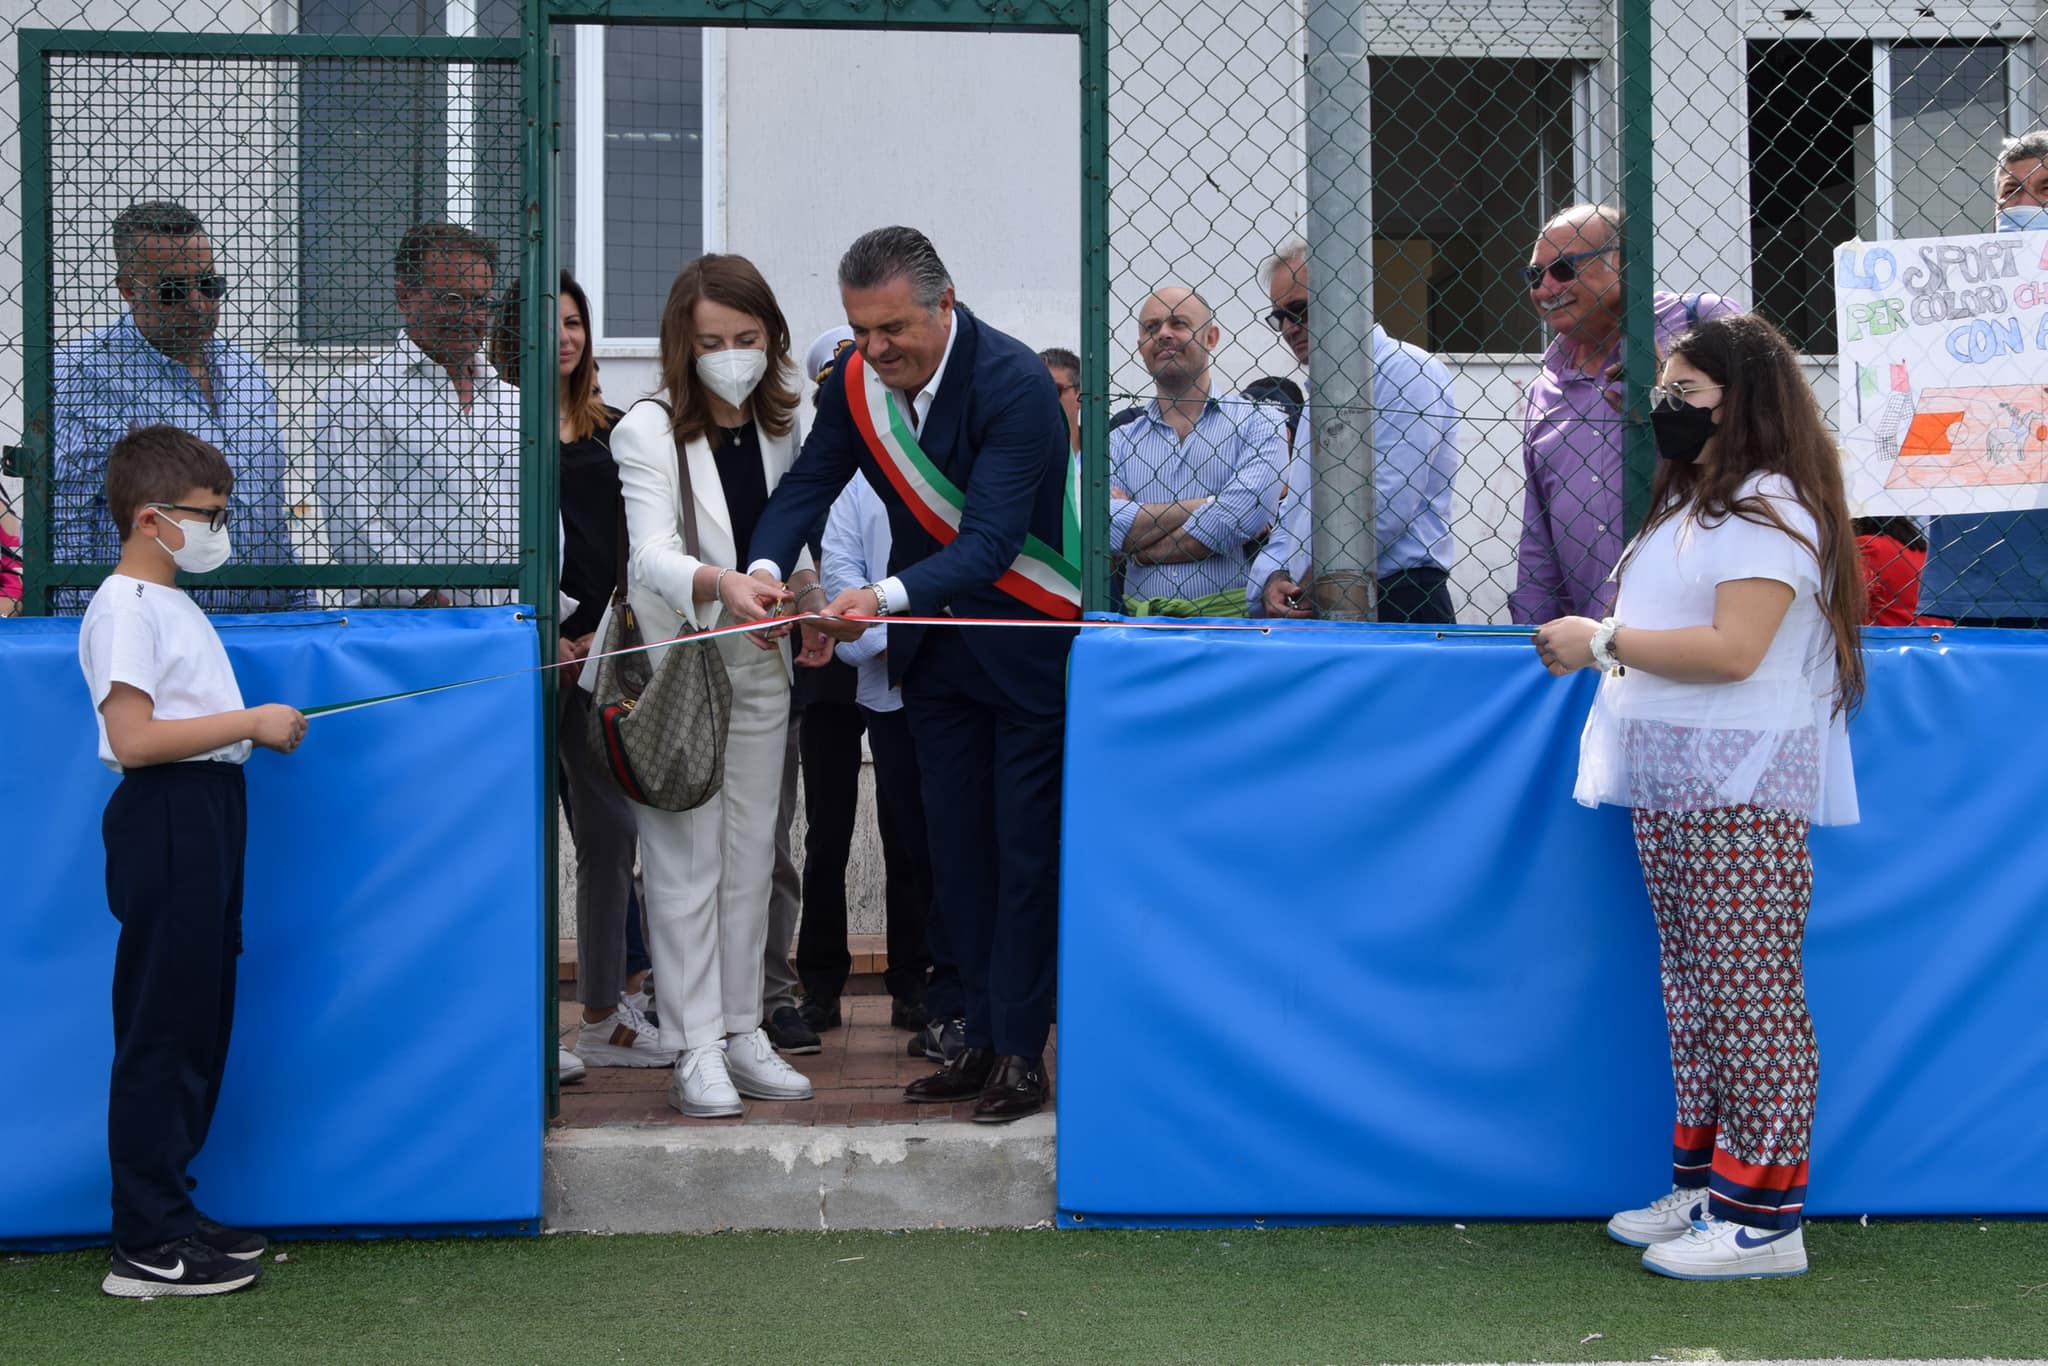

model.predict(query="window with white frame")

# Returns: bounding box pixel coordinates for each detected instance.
[1749,36,2035,352]
[298,0,524,345]
[557,25,719,346]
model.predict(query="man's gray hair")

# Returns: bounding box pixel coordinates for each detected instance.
[838,226,953,310]
[1542,202,1624,243]
[1999,129,2048,171]
[112,200,206,277]
[1263,239,1309,290]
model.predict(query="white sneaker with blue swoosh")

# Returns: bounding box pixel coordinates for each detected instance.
[1606,1186,1709,1246]
[1641,1213,1808,1279]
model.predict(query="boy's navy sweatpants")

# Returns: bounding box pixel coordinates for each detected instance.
[102,760,246,1251]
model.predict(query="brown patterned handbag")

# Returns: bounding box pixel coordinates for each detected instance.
[585,400,733,811]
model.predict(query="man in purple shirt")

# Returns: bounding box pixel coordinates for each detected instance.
[1510,204,1741,623]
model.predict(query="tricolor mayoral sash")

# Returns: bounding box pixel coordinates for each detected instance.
[844,348,1082,620]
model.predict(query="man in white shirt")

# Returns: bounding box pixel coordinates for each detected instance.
[313,221,519,606]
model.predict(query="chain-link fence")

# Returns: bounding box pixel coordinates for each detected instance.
[2,1,2046,625]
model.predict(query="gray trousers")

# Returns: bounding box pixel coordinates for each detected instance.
[761,705,803,1013]
[558,688,641,1010]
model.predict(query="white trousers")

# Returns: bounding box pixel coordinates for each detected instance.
[634,634,791,1052]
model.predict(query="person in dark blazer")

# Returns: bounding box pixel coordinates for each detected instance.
[743,227,1076,1123]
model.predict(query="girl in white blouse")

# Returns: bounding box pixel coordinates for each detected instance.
[1534,313,1864,1281]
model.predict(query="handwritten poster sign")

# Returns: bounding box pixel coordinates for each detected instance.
[1835,231,2048,516]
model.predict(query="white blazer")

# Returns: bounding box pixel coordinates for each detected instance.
[606,392,811,677]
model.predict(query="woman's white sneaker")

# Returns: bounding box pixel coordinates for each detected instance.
[574,996,680,1068]
[1641,1214,1808,1279]
[1606,1186,1709,1246]
[724,1027,815,1101]
[669,1042,743,1117]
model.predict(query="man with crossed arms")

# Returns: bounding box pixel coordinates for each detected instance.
[742,227,1075,1124]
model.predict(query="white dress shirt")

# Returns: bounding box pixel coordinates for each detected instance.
[819,474,900,712]
[312,337,520,606]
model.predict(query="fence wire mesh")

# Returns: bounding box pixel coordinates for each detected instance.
[1,2,2045,626]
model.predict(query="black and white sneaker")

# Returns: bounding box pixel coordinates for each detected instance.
[194,1215,269,1261]
[103,1237,263,1297]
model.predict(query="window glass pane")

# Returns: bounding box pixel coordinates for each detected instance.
[604,26,704,338]
[1890,42,2007,240]
[300,0,445,36]
[1369,57,1578,353]
[1747,39,1870,352]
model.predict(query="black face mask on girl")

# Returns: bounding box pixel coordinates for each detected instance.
[1650,395,1718,465]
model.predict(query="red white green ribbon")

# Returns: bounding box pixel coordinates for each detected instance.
[844,348,1082,620]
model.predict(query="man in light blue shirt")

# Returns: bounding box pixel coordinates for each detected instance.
[52,200,305,612]
[1251,241,1461,621]
[1109,286,1288,617]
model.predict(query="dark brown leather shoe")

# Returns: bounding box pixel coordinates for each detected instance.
[903,1047,995,1103]
[971,1054,1048,1124]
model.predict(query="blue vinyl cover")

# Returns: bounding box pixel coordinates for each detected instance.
[1057,622,2048,1225]
[1,609,544,1244]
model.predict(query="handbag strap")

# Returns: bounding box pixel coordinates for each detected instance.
[613,397,708,600]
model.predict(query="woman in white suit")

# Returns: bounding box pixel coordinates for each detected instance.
[610,253,833,1117]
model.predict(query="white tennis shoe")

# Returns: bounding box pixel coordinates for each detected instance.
[1606,1185,1708,1246]
[724,1027,815,1101]
[1642,1214,1808,1279]
[670,1042,743,1117]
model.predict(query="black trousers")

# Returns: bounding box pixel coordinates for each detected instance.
[103,760,246,1251]
[1377,566,1456,624]
[903,632,1063,1058]
[795,701,934,1005]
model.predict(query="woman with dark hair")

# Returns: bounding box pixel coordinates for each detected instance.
[611,253,832,1117]
[1535,312,1863,1280]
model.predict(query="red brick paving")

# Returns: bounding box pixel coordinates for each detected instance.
[554,993,1056,1129]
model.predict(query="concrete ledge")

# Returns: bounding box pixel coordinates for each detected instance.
[544,1117,1057,1232]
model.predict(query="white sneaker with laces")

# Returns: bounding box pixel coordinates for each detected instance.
[724,1027,815,1101]
[1606,1185,1709,1246]
[670,1042,743,1118]
[574,996,680,1068]
[1641,1214,1808,1279]
[557,1048,587,1084]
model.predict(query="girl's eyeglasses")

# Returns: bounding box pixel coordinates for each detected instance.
[1649,382,1723,408]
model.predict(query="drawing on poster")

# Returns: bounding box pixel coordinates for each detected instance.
[1835,231,2048,515]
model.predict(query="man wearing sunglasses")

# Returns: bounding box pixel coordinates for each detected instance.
[313,220,519,606]
[1249,240,1461,623]
[50,200,306,613]
[1510,203,1740,624]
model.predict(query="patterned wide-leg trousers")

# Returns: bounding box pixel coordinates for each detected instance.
[1631,804,1819,1230]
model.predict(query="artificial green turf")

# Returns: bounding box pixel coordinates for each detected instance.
[4,1221,2046,1364]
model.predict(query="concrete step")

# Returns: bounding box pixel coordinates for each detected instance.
[548,994,1058,1231]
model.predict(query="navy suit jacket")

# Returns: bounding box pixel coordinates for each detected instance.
[750,304,1074,713]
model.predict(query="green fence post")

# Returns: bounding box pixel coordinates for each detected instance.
[1619,0,1657,537]
[1078,0,1111,614]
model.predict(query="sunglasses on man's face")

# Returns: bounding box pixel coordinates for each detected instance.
[152,273,229,305]
[1519,246,1616,290]
[1263,300,1309,333]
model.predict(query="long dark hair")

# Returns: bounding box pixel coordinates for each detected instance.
[657,254,796,449]
[1626,312,1865,716]
[557,272,611,442]
[487,272,613,443]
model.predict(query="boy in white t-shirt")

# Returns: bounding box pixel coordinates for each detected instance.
[78,425,306,1297]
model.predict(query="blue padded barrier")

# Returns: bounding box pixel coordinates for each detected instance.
[1057,622,2048,1226]
[2,609,544,1245]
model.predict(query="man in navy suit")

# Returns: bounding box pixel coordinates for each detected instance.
[745,227,1075,1123]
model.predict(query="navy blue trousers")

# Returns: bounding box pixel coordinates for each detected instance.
[103,760,246,1251]
[903,631,1063,1058]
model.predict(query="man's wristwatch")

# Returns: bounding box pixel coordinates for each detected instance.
[864,581,890,617]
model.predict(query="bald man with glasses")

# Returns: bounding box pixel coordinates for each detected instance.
[1511,204,1741,624]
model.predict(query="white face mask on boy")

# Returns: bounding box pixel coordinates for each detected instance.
[696,348,769,409]
[146,506,233,575]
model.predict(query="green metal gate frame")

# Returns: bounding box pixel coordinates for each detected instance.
[15,8,1110,1128]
